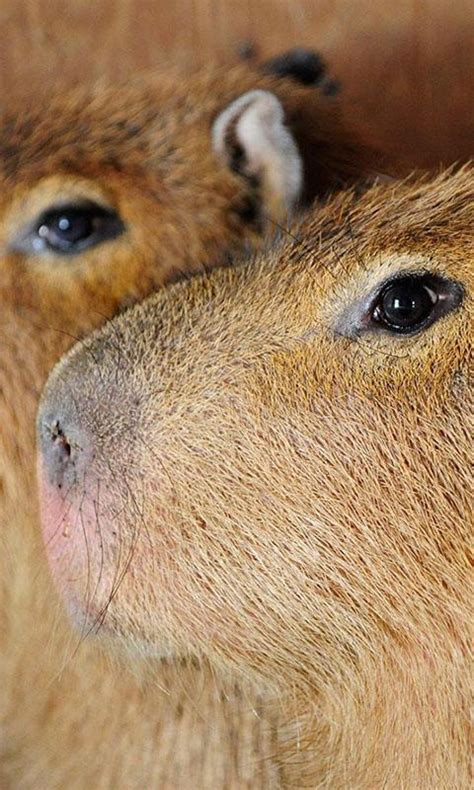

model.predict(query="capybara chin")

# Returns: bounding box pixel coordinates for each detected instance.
[39,166,472,786]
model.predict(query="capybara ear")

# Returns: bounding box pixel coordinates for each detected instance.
[212,89,303,221]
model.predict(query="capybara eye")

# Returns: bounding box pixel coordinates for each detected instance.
[370,273,463,334]
[21,202,124,256]
[373,275,436,332]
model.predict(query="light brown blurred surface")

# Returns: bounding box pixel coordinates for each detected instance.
[0,0,472,167]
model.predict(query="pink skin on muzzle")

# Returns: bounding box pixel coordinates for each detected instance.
[38,456,115,631]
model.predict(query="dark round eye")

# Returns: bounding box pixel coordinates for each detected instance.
[33,202,124,255]
[372,275,437,333]
[38,209,94,248]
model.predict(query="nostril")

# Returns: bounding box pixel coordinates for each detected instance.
[40,416,86,490]
[49,420,72,459]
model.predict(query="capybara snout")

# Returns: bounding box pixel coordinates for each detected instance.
[38,350,148,632]
[38,167,472,676]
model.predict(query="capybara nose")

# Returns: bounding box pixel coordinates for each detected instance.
[38,408,92,492]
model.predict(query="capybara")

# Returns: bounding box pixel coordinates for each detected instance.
[0,55,383,787]
[39,167,472,787]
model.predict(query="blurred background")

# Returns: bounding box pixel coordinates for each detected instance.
[1,0,472,168]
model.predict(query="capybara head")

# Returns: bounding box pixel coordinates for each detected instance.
[38,165,472,654]
[38,167,472,781]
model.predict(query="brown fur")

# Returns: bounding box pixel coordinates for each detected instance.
[40,167,473,787]
[0,63,384,787]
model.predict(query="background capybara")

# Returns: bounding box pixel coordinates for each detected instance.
[0,57,384,788]
[39,167,472,787]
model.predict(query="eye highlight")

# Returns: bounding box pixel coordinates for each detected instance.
[368,273,463,335]
[14,201,124,257]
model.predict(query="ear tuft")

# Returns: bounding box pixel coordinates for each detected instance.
[212,89,303,220]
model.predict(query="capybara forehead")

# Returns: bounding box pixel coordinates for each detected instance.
[0,74,213,182]
[282,166,473,282]
[0,97,160,181]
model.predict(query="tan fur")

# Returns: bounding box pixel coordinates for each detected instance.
[41,167,473,787]
[0,62,384,787]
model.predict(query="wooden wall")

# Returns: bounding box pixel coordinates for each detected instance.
[0,0,472,167]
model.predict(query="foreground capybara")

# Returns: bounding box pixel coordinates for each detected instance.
[0,55,384,787]
[39,167,472,787]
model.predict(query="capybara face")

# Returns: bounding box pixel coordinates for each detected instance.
[38,167,472,682]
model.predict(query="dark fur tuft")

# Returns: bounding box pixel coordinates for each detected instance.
[263,48,327,86]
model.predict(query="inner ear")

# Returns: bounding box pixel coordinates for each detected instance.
[212,89,303,220]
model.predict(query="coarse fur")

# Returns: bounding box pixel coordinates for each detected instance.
[40,167,473,787]
[0,60,383,787]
